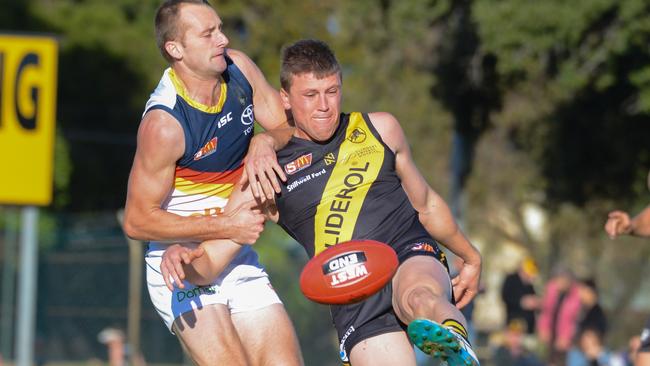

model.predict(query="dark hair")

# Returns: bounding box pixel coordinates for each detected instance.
[155,0,211,62]
[280,39,341,90]
[581,278,598,295]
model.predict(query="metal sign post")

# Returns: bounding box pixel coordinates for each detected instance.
[117,210,143,365]
[15,207,38,366]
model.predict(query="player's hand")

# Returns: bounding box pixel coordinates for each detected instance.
[240,134,287,202]
[225,200,265,244]
[605,210,632,239]
[451,259,481,309]
[160,244,205,291]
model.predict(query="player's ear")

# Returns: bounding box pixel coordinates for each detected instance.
[165,41,183,61]
[280,88,291,110]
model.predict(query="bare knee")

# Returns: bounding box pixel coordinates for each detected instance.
[394,283,447,324]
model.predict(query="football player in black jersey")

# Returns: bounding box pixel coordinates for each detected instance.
[168,39,482,366]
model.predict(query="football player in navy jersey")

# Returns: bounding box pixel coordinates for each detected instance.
[123,1,302,365]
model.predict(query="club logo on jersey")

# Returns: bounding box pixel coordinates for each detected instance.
[410,242,436,253]
[347,128,367,143]
[324,152,336,165]
[193,137,218,160]
[284,153,313,175]
[410,242,446,262]
[241,104,254,125]
[323,251,369,287]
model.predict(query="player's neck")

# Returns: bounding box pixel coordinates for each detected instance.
[171,65,222,107]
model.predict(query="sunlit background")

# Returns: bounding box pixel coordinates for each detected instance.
[1,0,650,365]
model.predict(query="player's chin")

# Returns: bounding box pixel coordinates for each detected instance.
[209,59,227,73]
[314,125,337,141]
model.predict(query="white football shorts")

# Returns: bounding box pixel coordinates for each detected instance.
[145,244,282,331]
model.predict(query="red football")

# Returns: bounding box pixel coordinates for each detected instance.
[299,239,399,305]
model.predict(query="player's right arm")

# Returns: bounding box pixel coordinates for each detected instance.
[605,205,650,239]
[228,49,292,200]
[122,110,265,243]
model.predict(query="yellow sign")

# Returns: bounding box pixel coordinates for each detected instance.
[0,34,58,206]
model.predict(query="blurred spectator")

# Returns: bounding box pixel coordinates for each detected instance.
[493,319,544,366]
[98,327,126,366]
[501,256,540,335]
[566,328,626,366]
[576,279,606,337]
[622,335,641,366]
[538,266,582,366]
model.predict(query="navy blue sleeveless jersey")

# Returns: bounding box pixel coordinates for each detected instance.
[143,54,255,219]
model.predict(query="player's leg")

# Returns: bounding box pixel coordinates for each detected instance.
[348,331,417,366]
[331,286,415,366]
[392,255,479,365]
[173,304,250,366]
[146,250,251,365]
[392,255,461,325]
[233,304,303,366]
[229,278,304,366]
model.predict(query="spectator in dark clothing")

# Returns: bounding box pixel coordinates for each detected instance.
[501,257,540,334]
[577,279,607,337]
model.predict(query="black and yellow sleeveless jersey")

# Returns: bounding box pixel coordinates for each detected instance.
[276,112,434,258]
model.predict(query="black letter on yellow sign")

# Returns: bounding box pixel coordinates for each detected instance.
[15,53,39,130]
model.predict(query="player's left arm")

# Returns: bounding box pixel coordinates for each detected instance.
[369,112,481,308]
[228,49,292,200]
[164,185,281,289]
[165,184,280,291]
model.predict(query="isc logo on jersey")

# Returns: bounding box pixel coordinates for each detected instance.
[217,112,233,128]
[284,153,312,175]
[323,252,370,287]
